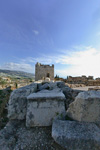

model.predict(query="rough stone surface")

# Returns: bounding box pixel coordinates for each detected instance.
[71,89,83,99]
[67,90,100,124]
[38,82,58,91]
[56,81,65,88]
[49,82,58,89]
[52,119,100,150]
[26,89,66,127]
[62,86,82,110]
[8,83,37,120]
[38,83,50,91]
[0,120,65,150]
[27,88,64,99]
[62,86,73,110]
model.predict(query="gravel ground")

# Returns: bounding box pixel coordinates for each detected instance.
[0,120,66,150]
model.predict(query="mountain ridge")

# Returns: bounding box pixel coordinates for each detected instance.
[0,69,34,78]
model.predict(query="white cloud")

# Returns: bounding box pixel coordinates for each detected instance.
[32,30,39,35]
[21,56,53,64]
[55,47,100,78]
[3,46,100,78]
[23,46,100,78]
[96,32,100,36]
[0,62,34,73]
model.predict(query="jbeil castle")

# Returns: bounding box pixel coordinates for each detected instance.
[35,62,54,81]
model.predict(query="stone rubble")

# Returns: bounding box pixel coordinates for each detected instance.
[1,81,100,150]
[52,90,100,150]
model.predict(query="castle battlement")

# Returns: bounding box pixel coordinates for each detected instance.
[35,62,54,81]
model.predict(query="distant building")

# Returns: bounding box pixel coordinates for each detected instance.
[66,75,94,84]
[96,78,100,81]
[35,62,54,81]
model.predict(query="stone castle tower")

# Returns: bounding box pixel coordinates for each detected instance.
[35,62,54,81]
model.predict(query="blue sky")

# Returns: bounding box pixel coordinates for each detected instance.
[0,0,100,78]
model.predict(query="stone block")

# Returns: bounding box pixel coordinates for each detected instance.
[67,91,100,124]
[52,119,100,150]
[26,90,66,127]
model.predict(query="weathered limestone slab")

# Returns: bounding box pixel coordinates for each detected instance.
[8,83,37,120]
[26,90,66,127]
[38,81,65,91]
[49,81,58,89]
[56,81,65,88]
[67,91,100,124]
[38,81,60,91]
[52,119,100,150]
[38,83,50,91]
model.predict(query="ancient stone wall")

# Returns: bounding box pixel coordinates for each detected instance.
[66,75,97,85]
[35,62,54,81]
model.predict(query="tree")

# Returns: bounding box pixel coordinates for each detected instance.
[55,74,59,78]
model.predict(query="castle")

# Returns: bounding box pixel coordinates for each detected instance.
[35,62,54,81]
